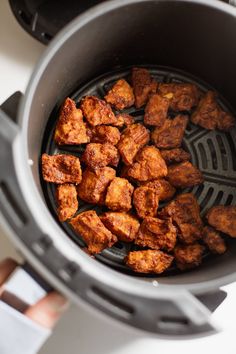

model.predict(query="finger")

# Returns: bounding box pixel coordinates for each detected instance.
[0,258,18,286]
[24,291,68,329]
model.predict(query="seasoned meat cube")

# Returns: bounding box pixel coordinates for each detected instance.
[127,146,168,182]
[56,184,78,222]
[82,143,119,169]
[100,212,140,242]
[77,167,116,205]
[123,123,150,145]
[104,79,135,110]
[133,185,159,219]
[144,179,176,201]
[132,67,157,108]
[174,243,205,270]
[115,113,135,127]
[144,93,169,127]
[42,153,82,184]
[162,193,203,244]
[91,125,121,145]
[80,96,116,126]
[105,177,134,211]
[160,148,191,165]
[191,91,235,131]
[203,226,226,254]
[70,210,117,254]
[54,97,90,145]
[135,217,177,251]
[158,83,200,111]
[125,250,174,274]
[167,161,204,188]
[206,205,236,238]
[151,115,188,149]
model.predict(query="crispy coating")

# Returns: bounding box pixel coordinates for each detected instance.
[54,97,90,145]
[127,146,168,182]
[91,125,121,145]
[56,184,78,222]
[77,167,116,205]
[160,148,191,165]
[105,79,135,110]
[131,67,157,108]
[114,113,135,127]
[133,186,159,219]
[125,250,174,274]
[144,179,176,201]
[158,83,200,111]
[206,205,236,238]
[42,153,82,184]
[70,210,117,254]
[100,212,140,242]
[191,91,235,131]
[105,177,134,211]
[151,115,188,149]
[203,226,226,254]
[144,93,169,127]
[135,217,177,251]
[167,161,204,188]
[80,96,116,126]
[174,243,205,270]
[82,143,120,169]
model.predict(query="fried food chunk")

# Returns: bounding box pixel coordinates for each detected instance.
[100,212,140,242]
[104,79,135,110]
[42,153,82,184]
[80,96,116,126]
[91,125,121,145]
[158,83,200,112]
[135,217,177,251]
[144,179,176,201]
[133,186,159,218]
[70,210,117,254]
[56,184,78,222]
[127,146,168,182]
[151,115,188,149]
[144,93,169,127]
[160,148,191,165]
[191,91,235,131]
[105,177,134,211]
[54,97,90,145]
[131,67,157,108]
[206,205,236,238]
[161,193,203,244]
[125,250,174,274]
[82,143,119,169]
[77,167,116,205]
[114,113,135,127]
[167,161,204,188]
[202,226,226,254]
[174,243,205,270]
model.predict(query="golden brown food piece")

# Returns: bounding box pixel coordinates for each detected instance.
[151,115,188,149]
[127,146,168,182]
[191,91,235,131]
[80,96,116,126]
[161,193,203,244]
[202,226,226,254]
[125,250,174,274]
[105,177,134,212]
[56,184,78,222]
[132,67,157,108]
[82,143,120,170]
[42,153,82,184]
[135,217,177,251]
[174,243,205,270]
[160,148,191,165]
[100,212,140,242]
[70,210,117,254]
[77,167,116,205]
[206,205,236,238]
[167,161,204,188]
[90,125,121,145]
[54,97,90,145]
[115,113,135,127]
[144,179,176,201]
[144,93,169,127]
[158,83,200,112]
[133,186,159,219]
[104,79,135,110]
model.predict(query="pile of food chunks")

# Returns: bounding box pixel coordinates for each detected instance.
[42,67,236,274]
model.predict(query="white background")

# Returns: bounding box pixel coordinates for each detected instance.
[0,0,236,352]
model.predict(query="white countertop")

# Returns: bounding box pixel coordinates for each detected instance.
[0,1,236,353]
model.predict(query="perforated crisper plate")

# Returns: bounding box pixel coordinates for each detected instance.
[41,65,236,277]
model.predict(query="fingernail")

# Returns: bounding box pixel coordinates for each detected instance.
[47,292,68,313]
